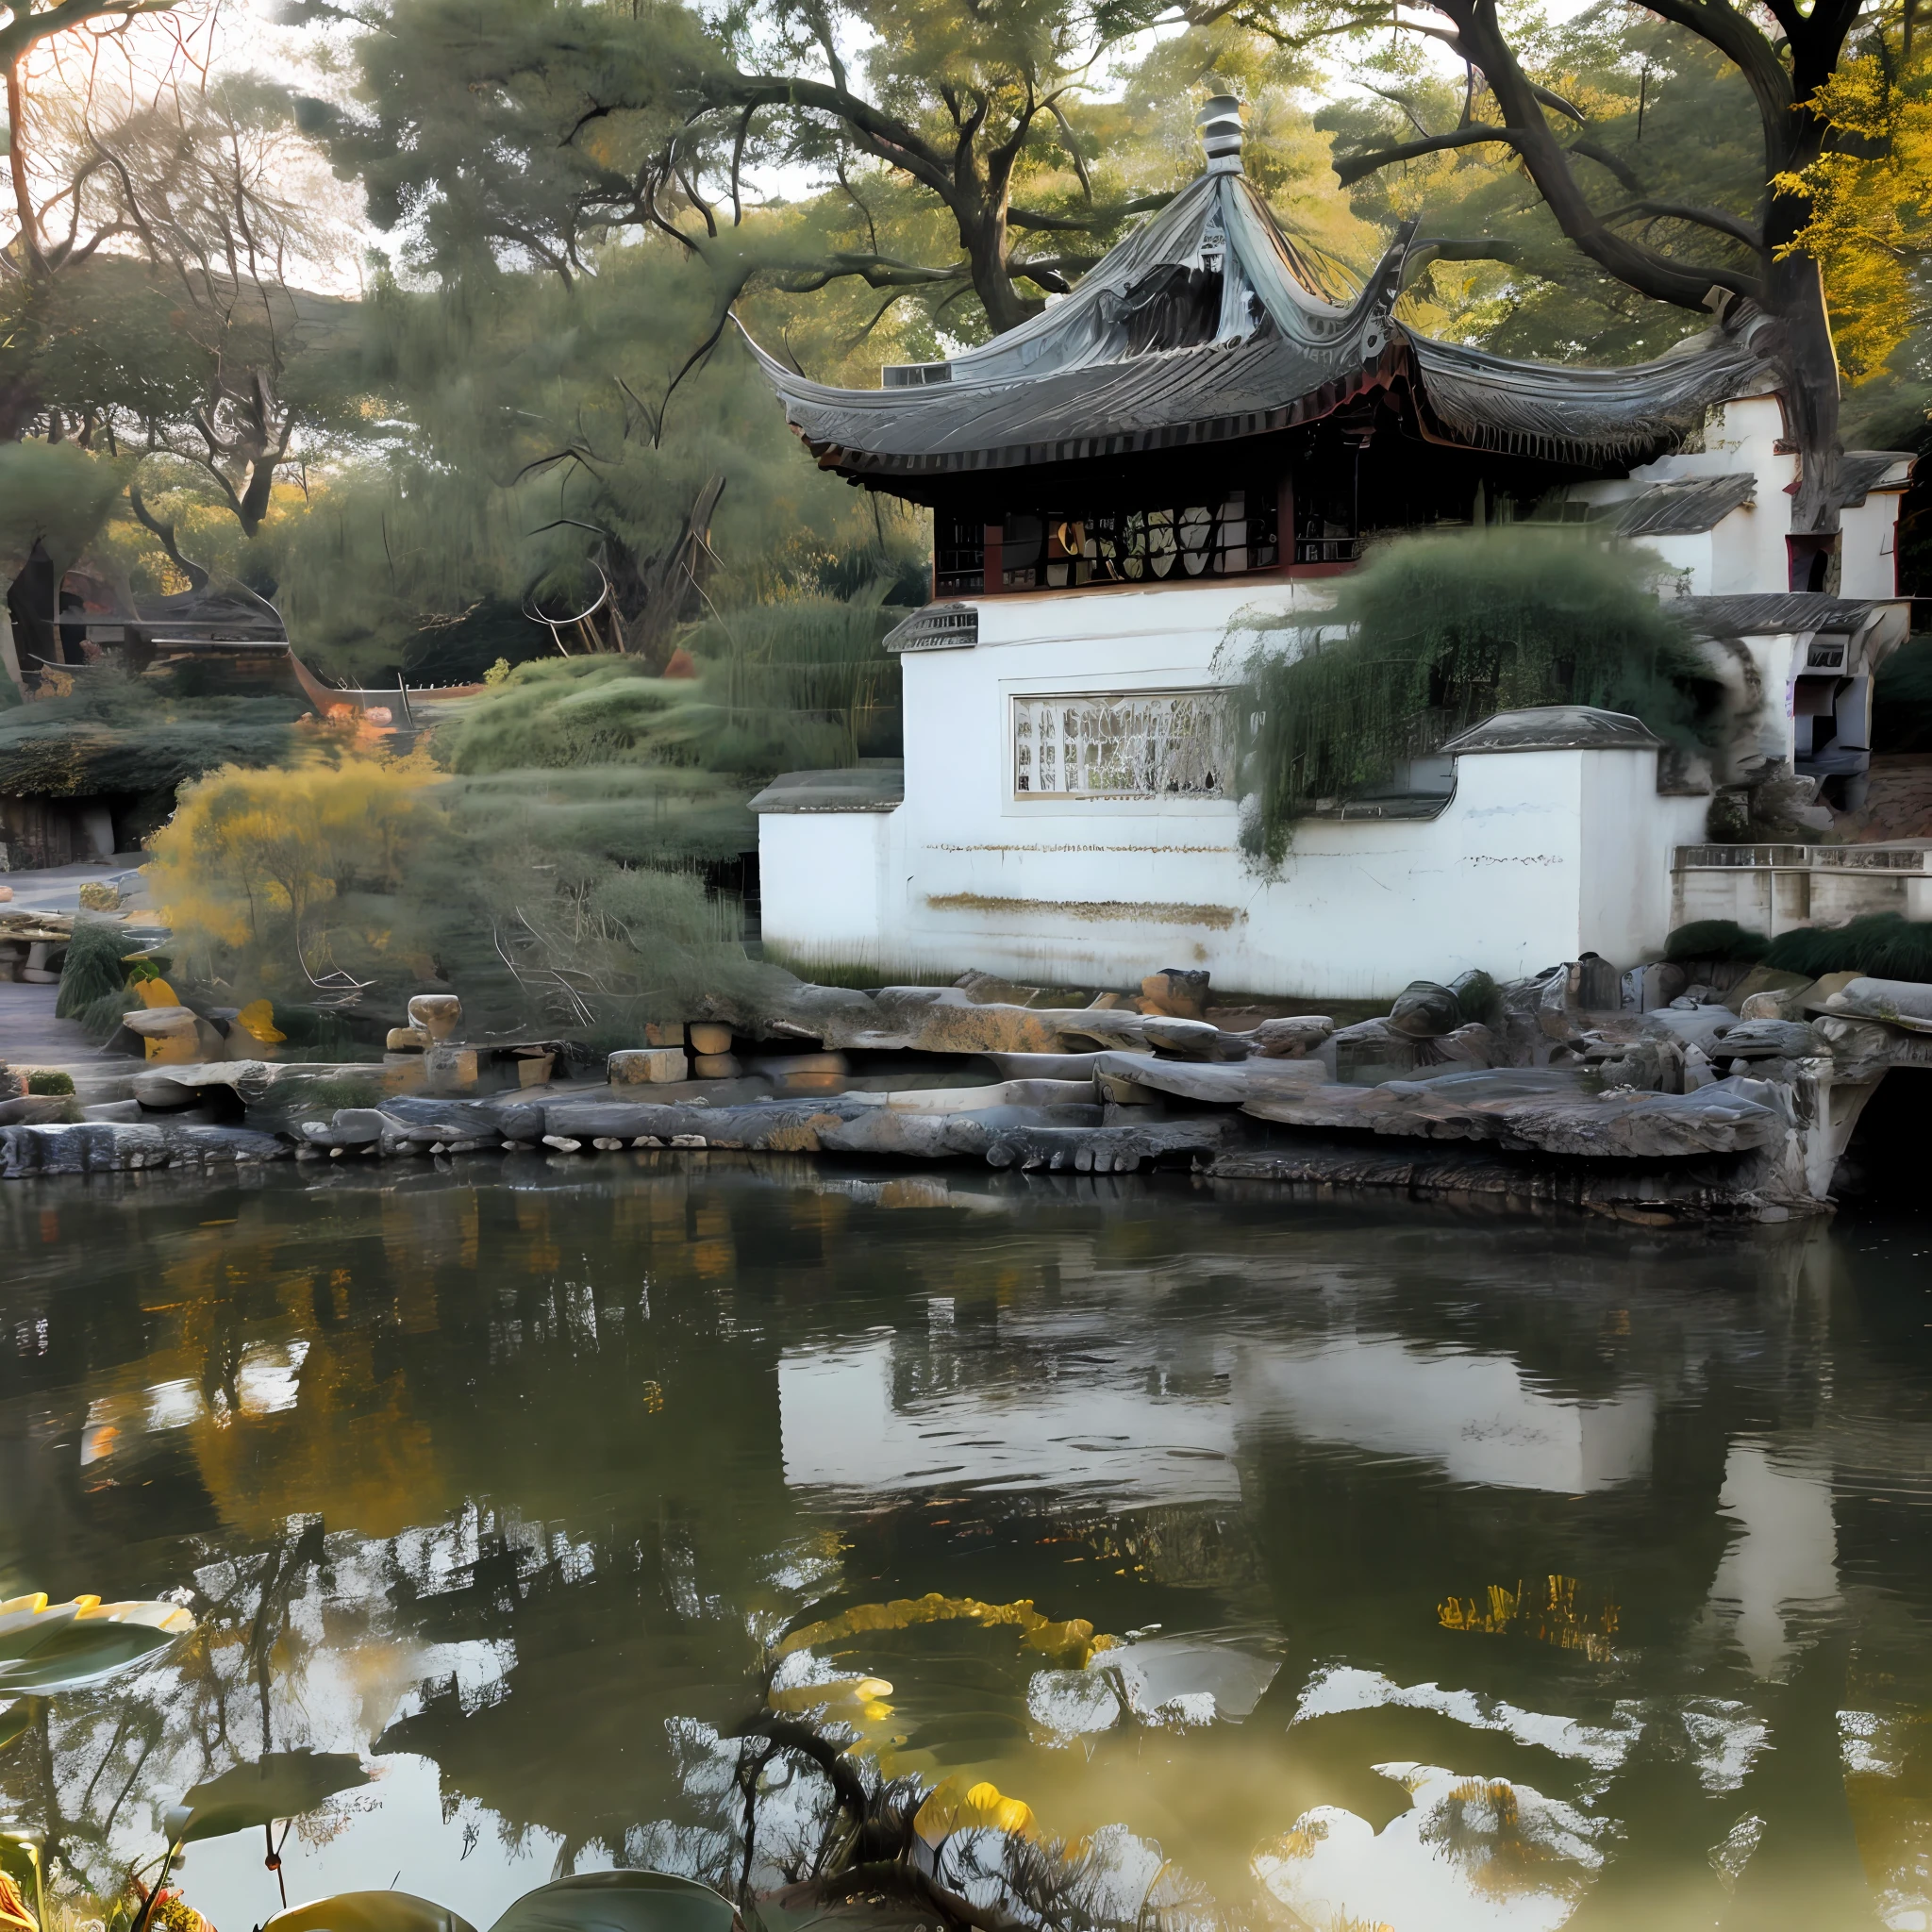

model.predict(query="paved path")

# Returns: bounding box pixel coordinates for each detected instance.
[2,854,158,1070]
[0,854,153,916]
[0,982,99,1067]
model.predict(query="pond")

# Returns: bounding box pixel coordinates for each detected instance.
[3,1157,1932,1932]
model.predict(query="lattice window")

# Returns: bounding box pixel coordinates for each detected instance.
[1004,492,1276,590]
[1012,691,1229,798]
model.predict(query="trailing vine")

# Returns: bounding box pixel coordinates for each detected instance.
[1221,531,1723,869]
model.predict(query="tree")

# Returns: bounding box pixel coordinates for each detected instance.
[1,74,364,584]
[1212,0,1891,534]
[261,244,911,678]
[295,0,1220,339]
[1307,13,1766,363]
[1772,38,1932,382]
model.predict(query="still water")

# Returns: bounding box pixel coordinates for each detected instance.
[4,1158,1932,1932]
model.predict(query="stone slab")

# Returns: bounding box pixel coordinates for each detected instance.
[1,1122,290,1176]
[1236,1067,1783,1158]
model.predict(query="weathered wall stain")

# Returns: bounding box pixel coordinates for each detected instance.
[930,842,1234,855]
[925,891,1245,929]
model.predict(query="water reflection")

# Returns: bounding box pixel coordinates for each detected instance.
[0,1162,1928,1931]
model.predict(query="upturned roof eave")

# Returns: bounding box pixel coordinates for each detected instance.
[739,162,1779,478]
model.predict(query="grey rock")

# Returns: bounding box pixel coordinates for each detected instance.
[1141,1016,1232,1058]
[1140,967,1211,1019]
[954,969,1042,1006]
[1431,1022,1498,1069]
[748,981,1165,1057]
[815,1110,998,1158]
[0,1095,74,1126]
[1330,1018,1422,1084]
[1641,1004,1744,1056]
[130,1071,208,1110]
[1586,1037,1681,1093]
[1713,1018,1818,1059]
[852,1078,1099,1112]
[1248,1015,1335,1058]
[1388,980,1462,1040]
[1237,1066,1782,1158]
[1810,1014,1932,1081]
[80,1100,142,1123]
[1208,1140,1796,1224]
[543,1098,867,1151]
[1,1122,289,1177]
[983,1117,1239,1173]
[984,1052,1122,1079]
[491,1102,552,1143]
[1088,1051,1327,1108]
[300,1108,388,1147]
[1820,977,1932,1034]
[377,1096,508,1141]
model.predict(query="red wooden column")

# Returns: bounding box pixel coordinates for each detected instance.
[982,522,1004,594]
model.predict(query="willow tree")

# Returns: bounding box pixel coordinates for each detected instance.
[1235,0,1886,536]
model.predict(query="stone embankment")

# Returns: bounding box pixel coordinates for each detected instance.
[5,960,1931,1223]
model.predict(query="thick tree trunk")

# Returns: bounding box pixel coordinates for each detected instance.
[961,208,1041,335]
[1433,0,1853,542]
[1765,252,1841,537]
[1765,41,1848,539]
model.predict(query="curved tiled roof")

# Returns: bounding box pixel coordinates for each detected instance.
[747,155,1780,479]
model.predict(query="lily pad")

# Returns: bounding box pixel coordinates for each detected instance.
[268,1894,477,1932]
[490,1873,738,1932]
[0,1595,193,1696]
[163,1751,372,1843]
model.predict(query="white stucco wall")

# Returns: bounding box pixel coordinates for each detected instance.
[1840,491,1904,599]
[758,579,1711,997]
[1572,395,1908,598]
[757,809,891,967]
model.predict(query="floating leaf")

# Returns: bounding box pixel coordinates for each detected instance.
[766,1676,892,1718]
[163,1751,372,1843]
[912,1777,1037,1846]
[774,1593,1115,1671]
[267,1895,476,1932]
[0,1595,193,1696]
[489,1873,737,1932]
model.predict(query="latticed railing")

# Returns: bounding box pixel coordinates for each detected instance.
[936,495,1279,595]
[1676,844,1932,871]
[1012,691,1229,797]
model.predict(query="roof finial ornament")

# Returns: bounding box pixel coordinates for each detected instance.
[1196,95,1243,176]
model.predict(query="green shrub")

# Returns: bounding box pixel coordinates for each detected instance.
[1665,920,1769,963]
[0,676,297,797]
[1763,914,1932,981]
[26,1070,75,1095]
[1225,530,1720,866]
[54,917,138,1017]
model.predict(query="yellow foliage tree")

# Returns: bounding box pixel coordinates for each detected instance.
[146,758,443,997]
[1774,48,1932,381]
